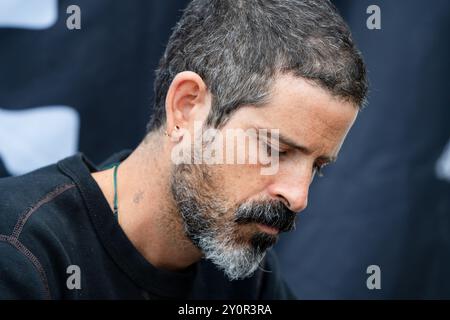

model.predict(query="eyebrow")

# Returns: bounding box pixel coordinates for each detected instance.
[275,132,338,164]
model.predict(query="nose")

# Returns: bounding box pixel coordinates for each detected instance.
[267,175,310,213]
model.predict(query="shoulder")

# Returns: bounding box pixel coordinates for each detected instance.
[0,163,79,299]
[0,163,76,236]
[0,235,51,299]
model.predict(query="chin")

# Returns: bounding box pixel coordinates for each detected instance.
[250,232,278,253]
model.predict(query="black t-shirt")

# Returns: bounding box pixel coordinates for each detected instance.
[0,150,295,299]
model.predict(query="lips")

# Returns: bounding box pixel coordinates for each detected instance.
[257,223,280,235]
[236,215,295,233]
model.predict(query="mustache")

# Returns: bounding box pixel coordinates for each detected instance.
[234,200,297,233]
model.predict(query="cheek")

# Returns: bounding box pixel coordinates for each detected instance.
[213,163,270,204]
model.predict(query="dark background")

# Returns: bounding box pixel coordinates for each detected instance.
[0,0,449,299]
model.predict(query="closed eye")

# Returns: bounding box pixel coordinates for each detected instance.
[266,143,289,157]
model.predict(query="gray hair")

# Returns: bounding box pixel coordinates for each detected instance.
[147,0,368,132]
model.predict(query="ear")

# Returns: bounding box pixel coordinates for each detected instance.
[165,71,211,137]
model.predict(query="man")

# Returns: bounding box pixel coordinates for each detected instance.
[0,0,367,299]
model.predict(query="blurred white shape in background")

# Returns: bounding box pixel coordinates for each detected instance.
[0,0,57,30]
[436,138,450,183]
[0,106,79,176]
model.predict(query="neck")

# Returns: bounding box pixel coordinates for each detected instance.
[91,134,202,271]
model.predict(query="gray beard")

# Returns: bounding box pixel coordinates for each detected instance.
[195,221,266,280]
[170,163,268,281]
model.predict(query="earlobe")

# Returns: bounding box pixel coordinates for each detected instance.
[168,125,183,143]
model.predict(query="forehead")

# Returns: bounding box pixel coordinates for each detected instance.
[265,74,357,131]
[225,74,358,155]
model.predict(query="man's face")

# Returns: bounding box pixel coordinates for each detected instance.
[170,74,358,280]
